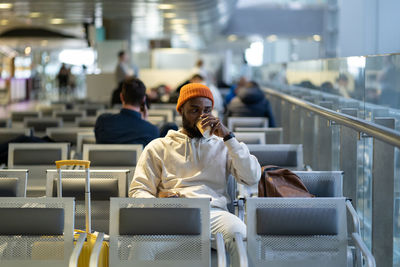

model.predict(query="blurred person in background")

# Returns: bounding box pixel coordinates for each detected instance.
[227,81,276,127]
[57,63,69,100]
[115,50,139,85]
[225,76,248,105]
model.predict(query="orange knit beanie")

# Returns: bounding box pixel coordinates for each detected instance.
[176,83,214,112]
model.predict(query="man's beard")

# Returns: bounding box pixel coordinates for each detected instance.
[182,113,203,138]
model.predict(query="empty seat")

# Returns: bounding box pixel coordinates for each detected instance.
[227,117,268,131]
[148,115,165,126]
[8,143,69,196]
[46,127,93,147]
[0,118,11,128]
[11,111,40,123]
[246,144,304,170]
[76,132,96,156]
[53,110,86,123]
[82,144,142,168]
[234,132,266,144]
[0,169,28,197]
[245,197,375,267]
[235,127,283,144]
[83,144,142,186]
[148,109,174,122]
[96,109,120,117]
[0,197,85,267]
[74,103,106,116]
[46,169,130,233]
[24,117,63,133]
[109,198,218,267]
[75,116,97,127]
[0,128,32,143]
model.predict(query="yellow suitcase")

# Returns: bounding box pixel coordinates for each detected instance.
[56,160,109,267]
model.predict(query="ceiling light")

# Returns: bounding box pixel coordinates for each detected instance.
[313,34,321,42]
[0,3,12,9]
[164,13,176,19]
[170,19,189,24]
[24,46,31,55]
[50,18,64,24]
[267,34,277,42]
[41,40,48,46]
[29,12,41,18]
[227,35,237,42]
[158,4,174,10]
[0,20,8,25]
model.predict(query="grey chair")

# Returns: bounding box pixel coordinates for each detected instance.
[75,116,97,127]
[53,110,86,123]
[83,144,142,187]
[0,128,32,143]
[235,127,283,144]
[238,144,304,197]
[82,144,142,168]
[107,198,226,267]
[0,118,11,128]
[46,127,93,147]
[76,132,96,156]
[11,111,41,123]
[36,104,66,117]
[233,132,266,144]
[24,117,63,134]
[8,143,69,196]
[0,169,28,197]
[148,115,165,126]
[246,144,304,170]
[245,197,375,267]
[0,197,86,267]
[295,171,343,197]
[74,103,106,116]
[96,109,120,117]
[46,169,130,233]
[148,109,174,122]
[227,117,268,131]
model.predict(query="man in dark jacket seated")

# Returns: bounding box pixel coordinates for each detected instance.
[95,77,159,147]
[227,81,276,127]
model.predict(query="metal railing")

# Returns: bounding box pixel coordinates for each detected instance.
[263,86,400,267]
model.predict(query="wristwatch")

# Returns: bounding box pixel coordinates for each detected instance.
[223,132,235,142]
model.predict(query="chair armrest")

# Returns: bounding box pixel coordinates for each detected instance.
[234,232,248,267]
[352,233,376,267]
[215,232,227,267]
[236,198,245,221]
[346,199,361,234]
[89,232,105,267]
[69,232,87,267]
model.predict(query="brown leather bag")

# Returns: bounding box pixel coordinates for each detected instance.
[258,165,314,197]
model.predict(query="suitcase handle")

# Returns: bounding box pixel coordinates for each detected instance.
[56,159,92,233]
[56,160,90,169]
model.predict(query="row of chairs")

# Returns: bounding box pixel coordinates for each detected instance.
[7,143,302,195]
[0,196,375,267]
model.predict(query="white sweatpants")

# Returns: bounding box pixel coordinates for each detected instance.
[210,207,247,267]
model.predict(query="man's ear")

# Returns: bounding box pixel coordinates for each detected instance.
[120,93,124,104]
[178,107,183,115]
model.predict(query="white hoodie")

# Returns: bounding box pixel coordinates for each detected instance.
[129,130,261,209]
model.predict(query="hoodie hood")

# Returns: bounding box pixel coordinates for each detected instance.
[237,87,264,104]
[165,129,219,161]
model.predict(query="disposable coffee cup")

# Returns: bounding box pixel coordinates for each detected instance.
[196,119,211,138]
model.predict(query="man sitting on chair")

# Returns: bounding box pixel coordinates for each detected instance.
[129,83,261,266]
